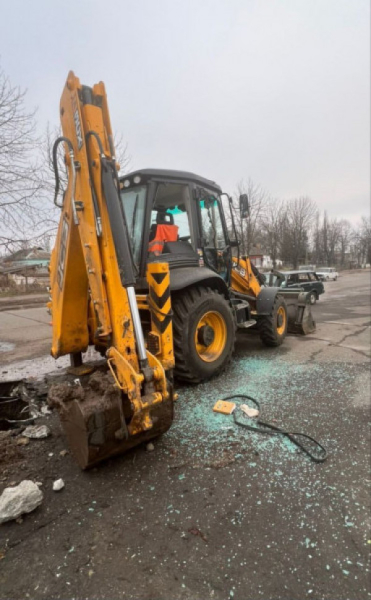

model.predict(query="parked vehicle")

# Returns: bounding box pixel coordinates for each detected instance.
[266,270,325,304]
[299,264,316,271]
[316,267,338,281]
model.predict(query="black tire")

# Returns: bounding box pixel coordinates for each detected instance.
[172,286,236,383]
[309,291,317,305]
[259,295,288,347]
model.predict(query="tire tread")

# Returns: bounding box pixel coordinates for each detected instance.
[172,286,235,383]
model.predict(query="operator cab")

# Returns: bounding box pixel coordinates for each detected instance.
[119,169,232,288]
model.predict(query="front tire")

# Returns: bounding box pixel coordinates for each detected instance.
[259,295,288,347]
[172,286,236,383]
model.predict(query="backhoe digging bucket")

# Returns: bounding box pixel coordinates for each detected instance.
[48,370,173,469]
[278,291,316,335]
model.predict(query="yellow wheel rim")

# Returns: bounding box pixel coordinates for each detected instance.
[276,306,286,335]
[195,311,227,362]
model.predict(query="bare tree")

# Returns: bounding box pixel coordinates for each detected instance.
[260,198,287,268]
[281,197,317,268]
[0,64,43,252]
[112,132,132,175]
[321,212,341,266]
[360,216,371,264]
[337,219,352,266]
[311,210,323,266]
[353,216,371,265]
[228,179,268,254]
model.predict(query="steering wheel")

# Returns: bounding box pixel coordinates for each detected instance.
[179,235,191,241]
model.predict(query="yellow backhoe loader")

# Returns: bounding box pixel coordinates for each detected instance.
[48,72,315,468]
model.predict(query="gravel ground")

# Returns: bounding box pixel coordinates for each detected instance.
[0,271,370,600]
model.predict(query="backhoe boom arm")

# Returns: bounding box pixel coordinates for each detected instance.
[48,72,174,468]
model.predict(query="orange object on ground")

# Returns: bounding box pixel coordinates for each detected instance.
[213,400,236,415]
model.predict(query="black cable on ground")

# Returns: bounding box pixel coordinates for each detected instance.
[222,394,327,463]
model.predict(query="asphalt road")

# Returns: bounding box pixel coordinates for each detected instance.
[0,271,370,600]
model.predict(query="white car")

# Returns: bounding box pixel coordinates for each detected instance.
[316,267,338,281]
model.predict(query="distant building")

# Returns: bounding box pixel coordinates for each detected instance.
[2,247,50,268]
[248,245,282,270]
[0,247,50,290]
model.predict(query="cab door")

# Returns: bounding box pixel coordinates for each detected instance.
[194,186,231,282]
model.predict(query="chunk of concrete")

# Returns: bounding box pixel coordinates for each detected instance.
[0,480,43,524]
[23,425,50,439]
[240,404,259,418]
[52,479,65,491]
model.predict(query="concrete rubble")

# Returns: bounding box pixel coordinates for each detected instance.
[52,479,65,492]
[0,480,43,524]
[23,425,50,439]
[240,404,259,418]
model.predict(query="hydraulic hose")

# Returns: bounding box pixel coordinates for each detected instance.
[52,136,78,224]
[85,130,147,365]
[222,393,327,463]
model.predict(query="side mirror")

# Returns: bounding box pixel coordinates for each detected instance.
[229,239,240,248]
[239,194,249,219]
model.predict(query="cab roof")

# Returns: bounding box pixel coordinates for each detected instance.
[120,168,222,193]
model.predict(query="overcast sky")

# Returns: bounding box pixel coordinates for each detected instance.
[1,0,369,223]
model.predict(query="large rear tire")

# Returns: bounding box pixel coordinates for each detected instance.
[259,295,288,347]
[172,286,236,383]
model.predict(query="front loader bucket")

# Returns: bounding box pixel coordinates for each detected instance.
[279,291,316,335]
[48,370,173,469]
